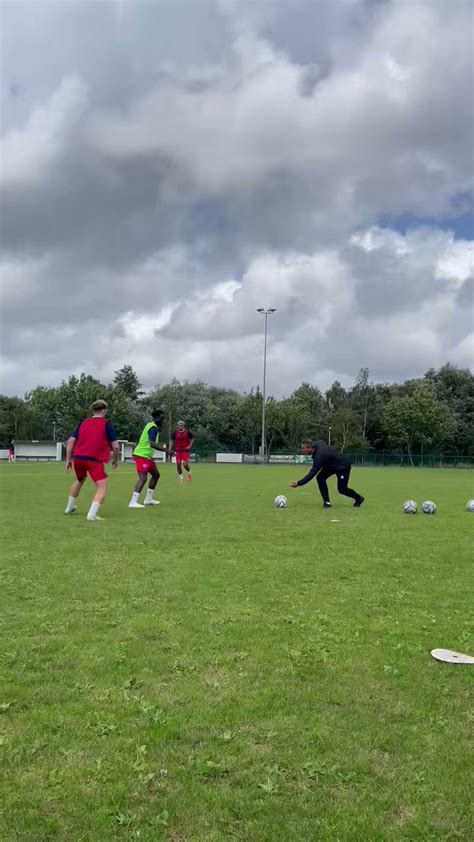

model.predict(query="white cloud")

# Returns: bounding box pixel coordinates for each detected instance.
[0,0,472,396]
[1,76,87,186]
[435,240,474,288]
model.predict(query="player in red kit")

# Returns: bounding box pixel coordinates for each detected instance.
[171,421,194,482]
[64,399,119,520]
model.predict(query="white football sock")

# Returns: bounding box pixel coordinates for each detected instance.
[65,496,76,513]
[130,491,140,504]
[145,488,154,502]
[88,501,101,519]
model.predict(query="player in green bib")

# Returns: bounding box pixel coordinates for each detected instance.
[128,409,172,508]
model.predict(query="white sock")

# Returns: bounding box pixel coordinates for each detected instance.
[145,488,154,502]
[130,491,140,504]
[88,501,101,519]
[66,496,76,512]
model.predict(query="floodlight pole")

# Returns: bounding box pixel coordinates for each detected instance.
[257,308,276,461]
[328,426,332,446]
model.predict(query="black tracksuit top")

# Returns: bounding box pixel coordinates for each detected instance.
[296,440,351,486]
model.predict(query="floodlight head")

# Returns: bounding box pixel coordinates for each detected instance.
[268,308,276,313]
[256,308,264,312]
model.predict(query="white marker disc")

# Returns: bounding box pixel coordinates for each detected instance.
[431,648,474,664]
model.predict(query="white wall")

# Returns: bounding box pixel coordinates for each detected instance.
[216,453,243,463]
[15,441,57,459]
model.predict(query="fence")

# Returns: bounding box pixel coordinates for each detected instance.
[2,444,472,468]
[191,449,474,467]
[345,451,474,468]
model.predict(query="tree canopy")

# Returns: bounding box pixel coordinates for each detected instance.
[1,364,472,457]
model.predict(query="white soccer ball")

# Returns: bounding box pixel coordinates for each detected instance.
[466,499,474,513]
[422,500,436,514]
[403,500,417,514]
[274,494,288,508]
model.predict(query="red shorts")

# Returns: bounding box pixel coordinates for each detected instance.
[175,451,190,463]
[74,459,107,482]
[133,456,156,473]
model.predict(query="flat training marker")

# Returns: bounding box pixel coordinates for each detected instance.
[431,648,474,664]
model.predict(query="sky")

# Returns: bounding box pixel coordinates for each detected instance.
[1,0,473,398]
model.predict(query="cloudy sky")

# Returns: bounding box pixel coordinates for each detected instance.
[1,0,473,398]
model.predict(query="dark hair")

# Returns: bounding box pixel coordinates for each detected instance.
[300,438,314,446]
[151,408,165,419]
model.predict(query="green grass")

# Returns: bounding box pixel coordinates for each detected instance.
[1,463,473,841]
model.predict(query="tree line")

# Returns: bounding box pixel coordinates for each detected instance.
[0,363,473,461]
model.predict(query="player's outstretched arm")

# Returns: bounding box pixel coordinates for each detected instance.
[290,461,321,488]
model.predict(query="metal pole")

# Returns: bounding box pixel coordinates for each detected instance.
[53,422,56,442]
[257,308,276,461]
[261,313,268,459]
[328,426,332,446]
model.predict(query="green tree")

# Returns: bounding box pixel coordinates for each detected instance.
[148,380,215,446]
[106,388,148,442]
[425,364,474,456]
[113,365,143,402]
[350,367,373,443]
[23,386,60,440]
[326,380,363,451]
[203,388,245,450]
[329,405,364,452]
[25,374,111,441]
[0,396,29,444]
[325,380,347,412]
[382,383,456,465]
[264,397,287,456]
[278,383,327,451]
[239,388,262,454]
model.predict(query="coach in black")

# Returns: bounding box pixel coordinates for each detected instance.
[289,438,364,509]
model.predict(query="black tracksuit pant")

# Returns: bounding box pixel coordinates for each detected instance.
[316,465,360,504]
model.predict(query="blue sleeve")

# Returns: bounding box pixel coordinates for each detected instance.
[148,426,159,444]
[70,424,81,438]
[105,421,117,442]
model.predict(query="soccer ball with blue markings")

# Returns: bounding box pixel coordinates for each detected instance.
[403,500,417,514]
[274,495,288,508]
[422,500,436,514]
[466,500,474,513]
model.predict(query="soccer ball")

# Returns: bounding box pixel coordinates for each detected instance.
[466,500,474,513]
[403,500,417,514]
[274,495,288,508]
[422,500,436,514]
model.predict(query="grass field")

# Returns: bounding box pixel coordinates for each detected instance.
[1,462,473,841]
